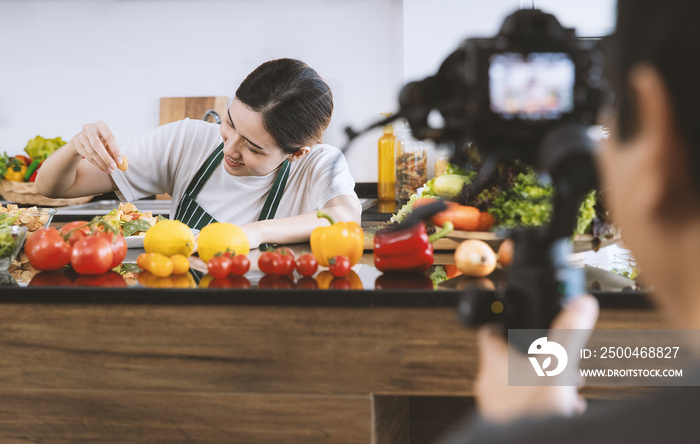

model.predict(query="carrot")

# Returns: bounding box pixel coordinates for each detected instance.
[478,212,496,231]
[412,198,493,232]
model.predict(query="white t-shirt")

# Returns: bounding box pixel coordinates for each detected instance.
[112,119,359,224]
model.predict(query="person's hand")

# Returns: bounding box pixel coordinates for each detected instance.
[474,294,599,424]
[70,121,123,174]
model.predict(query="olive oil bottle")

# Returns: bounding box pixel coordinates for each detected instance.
[377,113,396,202]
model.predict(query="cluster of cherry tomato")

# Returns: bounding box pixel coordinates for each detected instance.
[255,248,351,278]
[25,220,127,275]
[256,247,317,277]
[137,252,191,277]
[207,253,251,279]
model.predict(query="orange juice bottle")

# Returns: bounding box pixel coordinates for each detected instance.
[377,113,396,202]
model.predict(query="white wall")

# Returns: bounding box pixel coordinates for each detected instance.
[0,0,404,182]
[0,0,615,184]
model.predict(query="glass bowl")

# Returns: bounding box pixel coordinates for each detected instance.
[0,206,56,233]
[0,225,29,271]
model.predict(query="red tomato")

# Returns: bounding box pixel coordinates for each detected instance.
[95,231,127,269]
[276,253,295,275]
[24,228,72,271]
[207,255,232,279]
[295,254,318,277]
[59,221,91,245]
[28,271,73,287]
[275,247,296,261]
[328,255,351,278]
[70,235,114,275]
[73,271,127,288]
[295,276,319,290]
[229,254,250,276]
[258,251,280,275]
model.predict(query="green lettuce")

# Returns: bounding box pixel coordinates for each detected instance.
[575,190,597,235]
[24,136,66,161]
[482,172,554,229]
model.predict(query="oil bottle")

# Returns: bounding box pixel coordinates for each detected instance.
[377,113,396,202]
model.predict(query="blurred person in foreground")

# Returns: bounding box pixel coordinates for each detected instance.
[444,0,700,442]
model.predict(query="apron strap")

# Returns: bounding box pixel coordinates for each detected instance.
[175,144,291,228]
[257,159,291,221]
[184,142,225,198]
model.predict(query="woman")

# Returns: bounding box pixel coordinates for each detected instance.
[35,59,361,248]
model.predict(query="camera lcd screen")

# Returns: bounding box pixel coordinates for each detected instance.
[489,52,575,120]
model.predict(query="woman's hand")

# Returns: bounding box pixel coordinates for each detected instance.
[474,294,599,424]
[71,121,124,174]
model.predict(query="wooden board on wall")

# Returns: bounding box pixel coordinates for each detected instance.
[156,96,229,199]
[159,96,229,126]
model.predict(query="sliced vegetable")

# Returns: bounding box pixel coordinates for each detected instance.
[122,219,153,237]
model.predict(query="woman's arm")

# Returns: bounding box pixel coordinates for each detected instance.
[35,121,121,198]
[241,195,361,249]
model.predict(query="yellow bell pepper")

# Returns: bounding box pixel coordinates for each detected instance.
[310,211,364,267]
[4,161,27,181]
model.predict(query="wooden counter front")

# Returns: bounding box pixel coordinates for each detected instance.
[0,286,660,444]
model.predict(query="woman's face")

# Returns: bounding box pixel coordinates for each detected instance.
[220,98,291,177]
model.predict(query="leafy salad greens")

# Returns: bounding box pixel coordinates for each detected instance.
[0,214,20,260]
[392,155,613,241]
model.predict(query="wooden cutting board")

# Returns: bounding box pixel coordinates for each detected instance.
[363,224,619,253]
[363,227,503,251]
[156,97,229,199]
[159,96,229,126]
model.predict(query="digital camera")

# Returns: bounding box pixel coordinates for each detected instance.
[399,8,608,168]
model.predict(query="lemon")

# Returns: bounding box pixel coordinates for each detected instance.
[197,222,250,263]
[143,220,195,257]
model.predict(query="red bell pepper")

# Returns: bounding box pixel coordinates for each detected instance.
[373,199,454,273]
[374,221,453,272]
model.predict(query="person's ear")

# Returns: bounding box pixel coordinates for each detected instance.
[287,146,310,162]
[627,65,694,220]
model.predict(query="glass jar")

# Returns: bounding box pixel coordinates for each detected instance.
[395,137,427,202]
[434,150,451,177]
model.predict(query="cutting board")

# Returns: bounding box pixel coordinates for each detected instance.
[156,97,229,199]
[363,224,619,253]
[159,96,229,126]
[363,229,502,251]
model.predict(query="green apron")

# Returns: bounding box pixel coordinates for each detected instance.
[174,142,291,230]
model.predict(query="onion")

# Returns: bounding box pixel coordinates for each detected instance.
[454,239,497,277]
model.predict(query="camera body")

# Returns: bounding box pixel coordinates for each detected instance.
[401,9,607,169]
